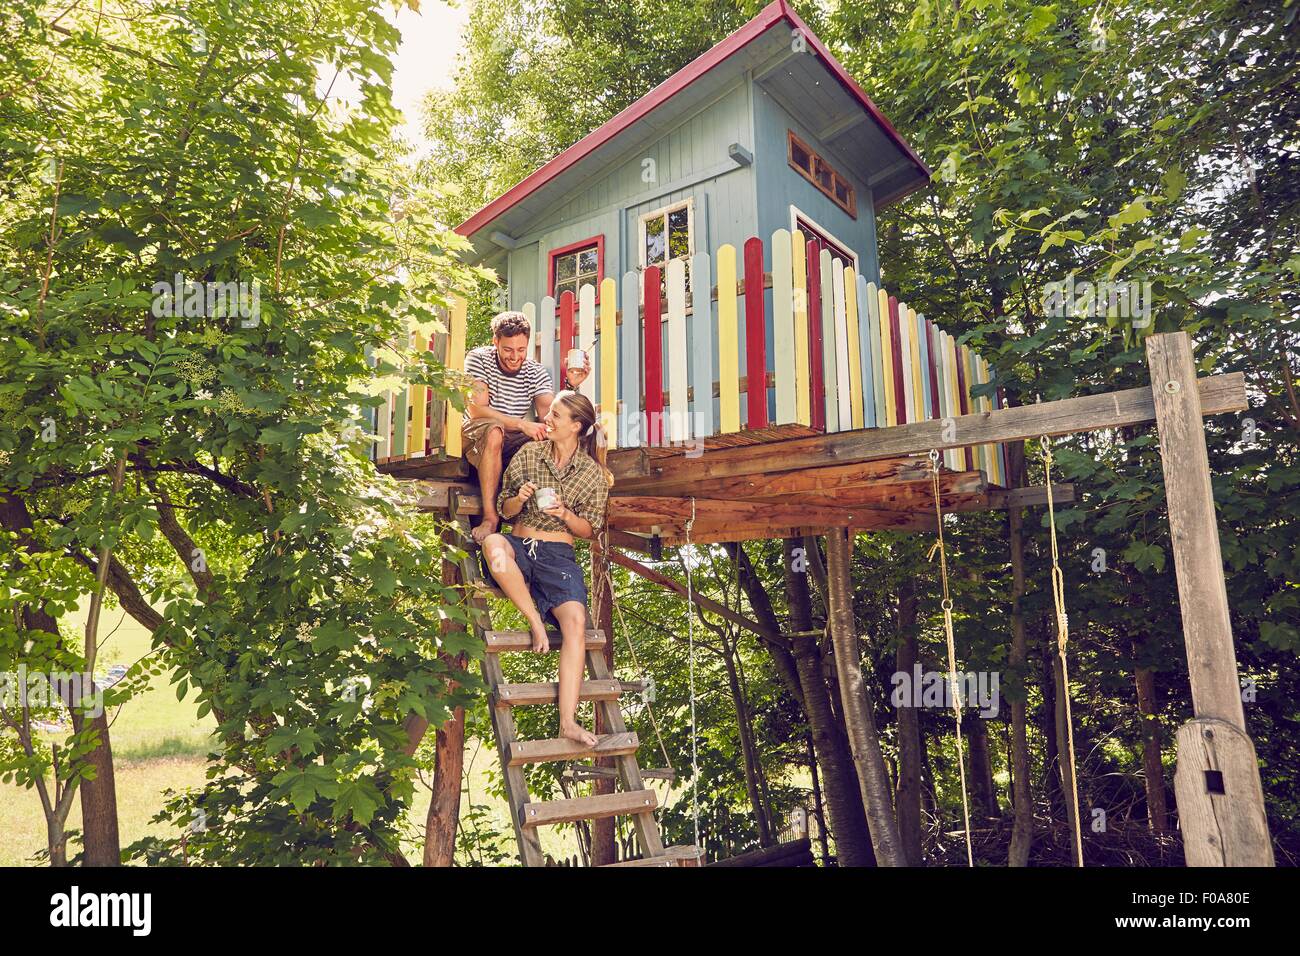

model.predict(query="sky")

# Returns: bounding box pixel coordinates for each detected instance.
[387,2,471,147]
[325,1,470,153]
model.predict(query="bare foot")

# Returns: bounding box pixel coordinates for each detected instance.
[529,620,550,653]
[560,721,599,748]
[471,515,499,545]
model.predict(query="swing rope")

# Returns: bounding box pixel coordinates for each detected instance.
[1041,436,1085,867]
[684,496,701,853]
[928,448,975,867]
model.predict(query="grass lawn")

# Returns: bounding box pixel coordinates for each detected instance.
[1,599,585,866]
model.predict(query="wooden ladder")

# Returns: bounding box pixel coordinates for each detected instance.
[455,531,699,868]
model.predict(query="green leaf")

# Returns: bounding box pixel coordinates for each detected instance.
[333,780,383,826]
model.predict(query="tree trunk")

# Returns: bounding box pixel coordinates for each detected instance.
[71,710,121,865]
[1053,652,1083,862]
[823,529,903,866]
[589,546,616,865]
[966,715,998,819]
[729,543,804,708]
[806,731,830,864]
[2,496,120,865]
[1133,662,1168,833]
[1038,614,1063,820]
[423,707,465,866]
[424,550,468,867]
[784,538,875,866]
[893,579,924,865]
[1006,440,1034,865]
[722,641,773,846]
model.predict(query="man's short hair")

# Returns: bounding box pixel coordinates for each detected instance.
[491,311,531,340]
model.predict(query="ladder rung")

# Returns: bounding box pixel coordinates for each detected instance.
[601,846,704,867]
[495,679,623,708]
[483,629,606,653]
[521,789,658,828]
[561,764,673,783]
[507,732,639,766]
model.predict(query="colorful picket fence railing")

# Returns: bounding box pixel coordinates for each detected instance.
[372,232,1008,485]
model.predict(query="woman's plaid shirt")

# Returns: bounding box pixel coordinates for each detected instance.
[496,439,609,533]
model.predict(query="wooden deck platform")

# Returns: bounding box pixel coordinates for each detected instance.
[386,422,1072,548]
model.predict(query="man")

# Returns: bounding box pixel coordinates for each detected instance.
[463,310,588,543]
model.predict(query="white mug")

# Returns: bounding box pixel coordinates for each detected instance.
[534,486,558,510]
[566,348,586,374]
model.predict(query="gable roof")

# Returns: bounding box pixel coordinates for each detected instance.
[455,0,929,255]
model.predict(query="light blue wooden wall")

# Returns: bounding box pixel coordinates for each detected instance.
[751,86,881,285]
[497,72,889,436]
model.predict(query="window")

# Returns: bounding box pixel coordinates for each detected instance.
[792,210,859,271]
[788,130,857,218]
[548,236,604,302]
[638,198,694,303]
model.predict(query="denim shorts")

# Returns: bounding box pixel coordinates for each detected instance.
[486,534,588,626]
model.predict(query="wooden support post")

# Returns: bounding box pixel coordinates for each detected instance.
[589,543,617,867]
[823,529,903,866]
[1146,331,1273,866]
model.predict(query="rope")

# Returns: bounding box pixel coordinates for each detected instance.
[684,496,701,853]
[929,449,974,867]
[1041,436,1085,867]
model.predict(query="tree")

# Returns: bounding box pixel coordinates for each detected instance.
[1,0,482,865]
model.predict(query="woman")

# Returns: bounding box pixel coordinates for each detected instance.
[481,390,611,748]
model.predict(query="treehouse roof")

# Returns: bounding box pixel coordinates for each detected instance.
[454,0,929,262]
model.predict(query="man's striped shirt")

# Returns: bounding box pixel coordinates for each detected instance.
[463,345,554,423]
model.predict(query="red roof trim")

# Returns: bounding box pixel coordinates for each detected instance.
[456,0,927,239]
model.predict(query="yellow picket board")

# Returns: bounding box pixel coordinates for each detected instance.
[444,295,467,458]
[845,267,863,429]
[408,328,428,457]
[717,243,741,434]
[791,231,811,427]
[879,287,895,427]
[599,277,618,449]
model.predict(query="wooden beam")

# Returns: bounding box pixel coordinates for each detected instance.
[601,547,778,641]
[1146,332,1272,866]
[610,372,1246,485]
[609,495,922,531]
[613,456,926,498]
[642,516,939,547]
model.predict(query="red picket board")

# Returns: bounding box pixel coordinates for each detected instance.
[743,236,768,428]
[558,290,575,382]
[806,239,825,432]
[888,295,906,424]
[643,267,663,446]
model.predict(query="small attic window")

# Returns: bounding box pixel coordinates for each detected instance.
[548,235,604,303]
[788,130,857,219]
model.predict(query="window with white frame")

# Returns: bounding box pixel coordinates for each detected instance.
[638,198,694,303]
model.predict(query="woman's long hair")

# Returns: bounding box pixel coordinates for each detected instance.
[554,390,613,487]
